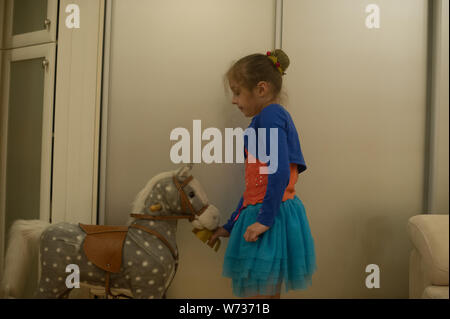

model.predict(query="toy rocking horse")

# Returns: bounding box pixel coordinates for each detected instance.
[0,164,221,299]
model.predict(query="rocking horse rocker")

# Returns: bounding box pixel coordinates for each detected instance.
[0,164,221,299]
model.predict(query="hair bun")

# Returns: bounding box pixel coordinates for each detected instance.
[272,49,290,74]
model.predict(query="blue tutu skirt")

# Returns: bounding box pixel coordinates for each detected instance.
[223,195,317,297]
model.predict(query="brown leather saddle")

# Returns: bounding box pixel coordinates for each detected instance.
[79,221,179,298]
[79,224,129,273]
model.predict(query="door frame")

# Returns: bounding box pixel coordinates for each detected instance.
[98,0,112,225]
[51,0,105,224]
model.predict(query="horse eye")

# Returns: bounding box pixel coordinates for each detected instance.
[188,191,195,198]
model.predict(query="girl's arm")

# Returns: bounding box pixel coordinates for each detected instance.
[255,107,290,228]
[222,195,244,233]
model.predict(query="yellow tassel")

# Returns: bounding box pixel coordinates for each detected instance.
[213,239,221,252]
[192,228,221,252]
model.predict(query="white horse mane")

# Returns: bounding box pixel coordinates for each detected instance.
[131,170,176,214]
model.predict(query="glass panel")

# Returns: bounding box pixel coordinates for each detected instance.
[5,57,45,298]
[6,58,44,229]
[12,0,48,35]
[5,58,45,234]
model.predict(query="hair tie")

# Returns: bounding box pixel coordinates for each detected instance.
[266,51,284,75]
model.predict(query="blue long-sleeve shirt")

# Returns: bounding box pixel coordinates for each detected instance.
[222,104,306,233]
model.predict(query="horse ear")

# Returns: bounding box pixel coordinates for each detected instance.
[176,163,193,178]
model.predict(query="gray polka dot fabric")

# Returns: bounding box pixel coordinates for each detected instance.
[33,168,218,298]
[36,220,177,299]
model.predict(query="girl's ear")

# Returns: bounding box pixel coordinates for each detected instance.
[255,81,270,97]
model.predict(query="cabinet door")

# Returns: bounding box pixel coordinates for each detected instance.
[0,43,56,263]
[3,0,58,48]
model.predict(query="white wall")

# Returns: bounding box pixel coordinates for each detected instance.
[283,0,428,298]
[105,0,275,298]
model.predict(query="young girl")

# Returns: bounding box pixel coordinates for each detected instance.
[208,49,317,299]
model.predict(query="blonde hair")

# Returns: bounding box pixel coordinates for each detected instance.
[224,49,290,102]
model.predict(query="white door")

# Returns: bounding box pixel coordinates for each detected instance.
[0,43,56,273]
[282,0,429,298]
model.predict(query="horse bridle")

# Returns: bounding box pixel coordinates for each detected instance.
[171,175,210,221]
[130,174,209,222]
[125,174,210,299]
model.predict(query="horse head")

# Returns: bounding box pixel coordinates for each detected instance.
[130,164,220,231]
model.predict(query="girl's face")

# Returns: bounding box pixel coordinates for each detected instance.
[229,80,264,118]
[229,79,276,118]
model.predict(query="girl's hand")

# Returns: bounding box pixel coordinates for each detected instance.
[207,227,230,247]
[244,222,269,242]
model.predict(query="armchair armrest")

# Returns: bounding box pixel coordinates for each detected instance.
[407,214,449,286]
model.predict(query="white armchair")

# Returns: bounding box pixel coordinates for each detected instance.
[408,214,449,299]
